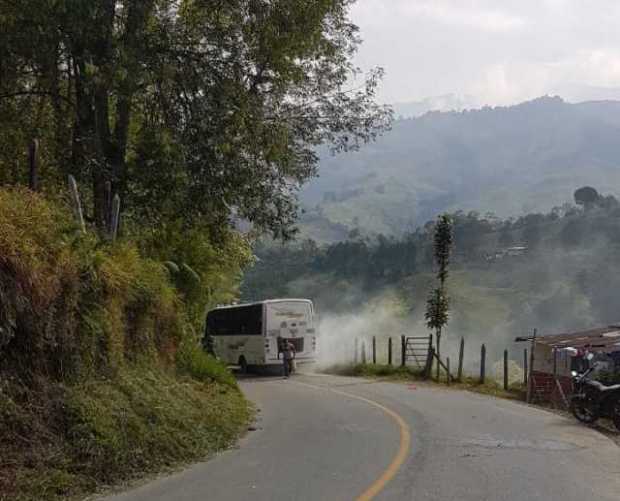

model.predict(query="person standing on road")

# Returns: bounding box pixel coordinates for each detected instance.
[280,338,296,378]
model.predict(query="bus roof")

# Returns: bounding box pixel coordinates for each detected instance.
[211,299,313,311]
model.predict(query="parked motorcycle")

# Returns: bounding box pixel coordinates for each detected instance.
[570,354,620,431]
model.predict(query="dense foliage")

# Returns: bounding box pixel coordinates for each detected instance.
[0,0,390,238]
[0,188,250,379]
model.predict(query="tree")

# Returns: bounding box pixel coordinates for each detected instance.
[0,0,391,238]
[574,186,600,210]
[425,214,453,379]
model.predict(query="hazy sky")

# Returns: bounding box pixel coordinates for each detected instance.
[351,0,620,106]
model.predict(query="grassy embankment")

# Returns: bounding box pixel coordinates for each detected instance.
[323,363,526,400]
[0,188,250,501]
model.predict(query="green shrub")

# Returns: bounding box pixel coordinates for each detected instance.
[0,187,187,379]
[137,220,254,330]
[176,339,236,387]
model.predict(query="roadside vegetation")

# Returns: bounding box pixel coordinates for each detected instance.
[324,363,425,379]
[0,188,250,500]
[323,363,525,400]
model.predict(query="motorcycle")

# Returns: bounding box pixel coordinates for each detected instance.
[570,353,620,431]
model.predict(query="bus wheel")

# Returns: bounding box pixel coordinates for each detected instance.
[238,356,248,374]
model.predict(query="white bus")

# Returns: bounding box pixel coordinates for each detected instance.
[204,299,317,372]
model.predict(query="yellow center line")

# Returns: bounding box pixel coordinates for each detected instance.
[294,380,411,501]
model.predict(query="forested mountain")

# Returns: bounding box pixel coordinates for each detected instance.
[299,96,620,242]
[243,190,620,358]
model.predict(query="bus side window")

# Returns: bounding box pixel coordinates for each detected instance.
[246,304,262,335]
[206,304,262,336]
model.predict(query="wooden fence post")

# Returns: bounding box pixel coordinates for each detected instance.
[372,336,376,364]
[68,175,85,233]
[28,139,39,191]
[503,349,509,390]
[446,357,451,385]
[361,341,367,364]
[526,328,537,403]
[436,330,441,381]
[354,338,359,364]
[104,181,112,229]
[424,347,435,379]
[110,194,121,241]
[401,335,406,367]
[457,337,464,382]
[523,348,528,386]
[388,337,392,366]
[479,344,486,384]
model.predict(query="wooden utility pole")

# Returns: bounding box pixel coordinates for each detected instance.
[401,335,406,367]
[523,348,528,386]
[479,344,486,384]
[388,337,392,365]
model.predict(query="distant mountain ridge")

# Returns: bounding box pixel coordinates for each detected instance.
[298,96,620,242]
[393,94,479,118]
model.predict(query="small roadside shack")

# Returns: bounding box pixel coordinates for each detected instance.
[517,325,620,406]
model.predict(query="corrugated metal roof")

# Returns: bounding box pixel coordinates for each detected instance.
[535,325,620,353]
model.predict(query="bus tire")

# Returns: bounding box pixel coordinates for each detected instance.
[239,356,248,374]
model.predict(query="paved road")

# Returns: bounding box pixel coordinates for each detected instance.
[104,374,620,501]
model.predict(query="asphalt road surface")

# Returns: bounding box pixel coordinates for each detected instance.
[103,373,620,501]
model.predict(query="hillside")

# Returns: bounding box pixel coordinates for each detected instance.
[299,96,620,242]
[0,189,251,500]
[243,197,620,363]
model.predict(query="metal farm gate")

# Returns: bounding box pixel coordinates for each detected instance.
[403,335,433,369]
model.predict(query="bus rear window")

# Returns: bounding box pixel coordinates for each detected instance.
[206,305,262,336]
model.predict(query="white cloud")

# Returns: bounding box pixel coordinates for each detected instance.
[350,0,620,105]
[353,0,526,32]
[470,50,620,105]
[404,2,526,33]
